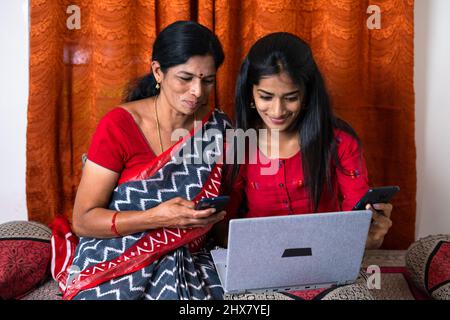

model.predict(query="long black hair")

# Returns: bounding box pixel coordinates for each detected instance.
[124,20,225,102]
[234,32,361,212]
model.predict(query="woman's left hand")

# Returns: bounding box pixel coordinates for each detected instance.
[365,203,393,249]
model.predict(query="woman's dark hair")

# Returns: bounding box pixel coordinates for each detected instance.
[234,32,361,212]
[124,20,225,102]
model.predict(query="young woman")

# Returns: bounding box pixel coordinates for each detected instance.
[223,32,393,250]
[64,21,232,300]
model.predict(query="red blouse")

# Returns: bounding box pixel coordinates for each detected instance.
[87,108,157,185]
[225,129,369,219]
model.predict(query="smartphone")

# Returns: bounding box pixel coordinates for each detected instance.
[352,186,400,211]
[194,196,230,213]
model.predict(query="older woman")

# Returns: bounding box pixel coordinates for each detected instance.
[63,21,231,300]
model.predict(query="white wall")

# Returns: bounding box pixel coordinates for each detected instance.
[0,0,29,223]
[0,1,449,237]
[415,0,450,239]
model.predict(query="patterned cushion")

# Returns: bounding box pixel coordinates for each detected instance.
[20,277,62,300]
[225,270,374,300]
[0,221,52,299]
[405,234,450,300]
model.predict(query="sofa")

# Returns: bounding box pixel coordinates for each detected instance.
[1,220,448,300]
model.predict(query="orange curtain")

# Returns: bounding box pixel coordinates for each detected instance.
[28,0,415,249]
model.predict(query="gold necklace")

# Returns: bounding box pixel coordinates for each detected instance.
[154,96,196,154]
[154,97,164,154]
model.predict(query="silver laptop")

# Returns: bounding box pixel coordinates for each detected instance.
[210,210,372,294]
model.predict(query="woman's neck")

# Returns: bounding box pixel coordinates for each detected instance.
[154,95,196,132]
[259,126,300,159]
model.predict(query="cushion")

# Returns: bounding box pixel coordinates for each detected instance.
[225,270,374,300]
[20,277,62,300]
[405,234,450,300]
[0,220,52,299]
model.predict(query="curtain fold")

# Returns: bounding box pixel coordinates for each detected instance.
[27,0,415,249]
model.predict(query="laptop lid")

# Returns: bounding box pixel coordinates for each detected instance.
[223,210,372,293]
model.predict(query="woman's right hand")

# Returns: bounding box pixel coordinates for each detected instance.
[148,197,226,229]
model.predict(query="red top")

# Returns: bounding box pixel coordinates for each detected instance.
[87,108,157,185]
[225,130,369,219]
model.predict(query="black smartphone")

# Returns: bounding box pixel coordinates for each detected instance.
[352,186,400,211]
[194,196,230,213]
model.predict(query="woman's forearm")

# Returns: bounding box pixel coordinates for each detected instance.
[72,207,154,238]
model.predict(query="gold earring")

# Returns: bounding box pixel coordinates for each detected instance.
[155,83,160,90]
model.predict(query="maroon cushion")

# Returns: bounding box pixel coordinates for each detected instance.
[406,234,450,300]
[0,221,52,299]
